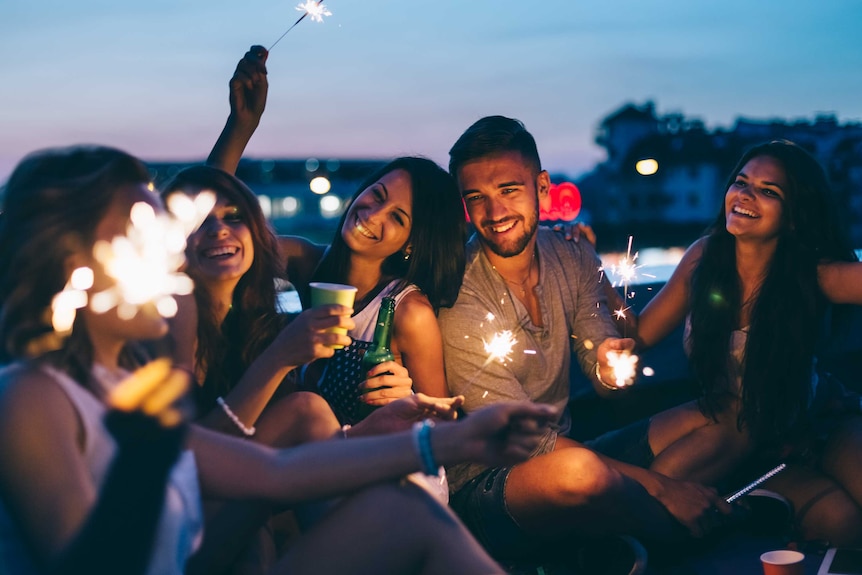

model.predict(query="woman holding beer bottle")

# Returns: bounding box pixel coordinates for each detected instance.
[288,157,467,424]
[205,46,466,423]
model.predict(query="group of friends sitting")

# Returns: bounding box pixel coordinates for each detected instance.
[0,45,860,575]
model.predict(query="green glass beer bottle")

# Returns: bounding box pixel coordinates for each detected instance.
[356,296,396,418]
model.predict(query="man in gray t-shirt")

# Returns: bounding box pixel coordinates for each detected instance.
[439,115,726,558]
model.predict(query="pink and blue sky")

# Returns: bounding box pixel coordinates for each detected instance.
[2,0,861,182]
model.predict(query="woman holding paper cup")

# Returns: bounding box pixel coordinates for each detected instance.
[284,156,467,423]
[600,140,862,544]
[207,48,466,423]
[0,144,559,574]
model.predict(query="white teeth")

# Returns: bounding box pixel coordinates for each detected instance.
[490,221,516,233]
[204,246,238,258]
[732,206,758,218]
[355,218,377,240]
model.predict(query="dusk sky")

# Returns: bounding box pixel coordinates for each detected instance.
[2,0,861,183]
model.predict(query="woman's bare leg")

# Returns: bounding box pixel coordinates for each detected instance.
[648,399,752,485]
[254,391,341,448]
[272,482,503,575]
[768,416,862,546]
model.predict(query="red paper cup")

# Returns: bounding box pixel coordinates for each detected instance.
[760,550,804,575]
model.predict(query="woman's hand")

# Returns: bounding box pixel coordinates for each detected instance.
[274,304,355,366]
[359,360,414,406]
[108,358,191,428]
[228,45,268,129]
[350,393,465,437]
[647,474,732,538]
[552,222,596,246]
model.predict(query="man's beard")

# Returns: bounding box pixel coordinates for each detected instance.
[479,212,538,258]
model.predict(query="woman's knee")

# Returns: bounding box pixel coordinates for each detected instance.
[797,490,862,545]
[256,391,340,446]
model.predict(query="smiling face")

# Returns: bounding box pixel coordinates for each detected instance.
[457,150,549,258]
[186,193,255,291]
[341,168,413,260]
[724,155,788,243]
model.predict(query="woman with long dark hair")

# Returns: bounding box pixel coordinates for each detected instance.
[602,140,862,544]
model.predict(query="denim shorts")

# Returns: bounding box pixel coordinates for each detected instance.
[449,466,534,558]
[584,417,655,468]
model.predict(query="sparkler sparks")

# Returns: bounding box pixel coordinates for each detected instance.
[91,201,193,320]
[269,0,332,51]
[298,0,332,23]
[605,235,643,336]
[606,350,638,388]
[49,192,215,333]
[613,306,631,320]
[483,330,517,365]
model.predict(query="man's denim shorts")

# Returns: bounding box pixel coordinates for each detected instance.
[449,466,535,558]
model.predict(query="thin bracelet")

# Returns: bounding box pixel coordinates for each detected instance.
[595,362,620,391]
[412,419,440,476]
[216,396,256,437]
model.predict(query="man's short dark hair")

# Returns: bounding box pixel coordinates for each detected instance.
[448,115,542,177]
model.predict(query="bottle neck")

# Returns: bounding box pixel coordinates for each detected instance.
[369,296,396,351]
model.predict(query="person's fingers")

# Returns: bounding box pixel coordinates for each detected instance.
[308,304,354,318]
[156,407,184,428]
[140,369,191,416]
[108,358,172,411]
[365,361,407,379]
[249,45,268,64]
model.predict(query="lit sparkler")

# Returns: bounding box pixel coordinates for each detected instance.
[269,0,332,51]
[483,330,517,365]
[606,350,638,388]
[50,192,215,331]
[607,235,642,337]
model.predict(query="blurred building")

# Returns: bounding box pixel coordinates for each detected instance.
[149,157,388,241]
[579,101,862,247]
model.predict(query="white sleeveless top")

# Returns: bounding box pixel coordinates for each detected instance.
[0,363,203,575]
[349,280,419,340]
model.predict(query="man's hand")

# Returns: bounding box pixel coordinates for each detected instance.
[596,337,638,390]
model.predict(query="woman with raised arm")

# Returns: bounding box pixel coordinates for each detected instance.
[207,46,466,424]
[0,144,557,574]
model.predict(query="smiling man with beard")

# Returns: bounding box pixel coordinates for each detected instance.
[437,116,729,565]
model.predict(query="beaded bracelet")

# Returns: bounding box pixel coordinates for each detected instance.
[412,419,440,476]
[595,362,620,391]
[216,396,256,437]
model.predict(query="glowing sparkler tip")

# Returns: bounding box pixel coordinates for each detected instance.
[296,0,332,23]
[483,330,517,364]
[606,350,639,388]
[613,306,631,320]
